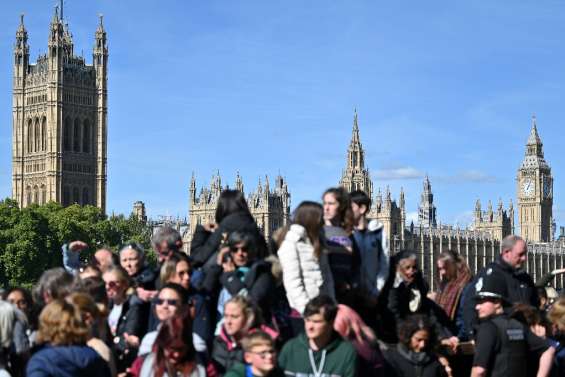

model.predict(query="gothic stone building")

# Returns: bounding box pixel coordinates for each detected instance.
[11,8,108,211]
[184,172,291,250]
[339,111,564,290]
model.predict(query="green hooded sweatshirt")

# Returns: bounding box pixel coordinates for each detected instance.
[278,332,357,377]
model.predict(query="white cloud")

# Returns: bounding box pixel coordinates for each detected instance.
[373,166,424,180]
[453,210,475,228]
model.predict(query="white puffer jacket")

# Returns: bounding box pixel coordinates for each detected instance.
[278,224,335,314]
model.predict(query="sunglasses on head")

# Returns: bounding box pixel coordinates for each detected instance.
[155,298,178,306]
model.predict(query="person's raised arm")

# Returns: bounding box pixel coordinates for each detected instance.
[536,346,555,377]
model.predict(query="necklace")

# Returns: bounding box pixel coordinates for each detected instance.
[308,348,327,377]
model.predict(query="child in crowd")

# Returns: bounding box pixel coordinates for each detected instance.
[225,331,283,377]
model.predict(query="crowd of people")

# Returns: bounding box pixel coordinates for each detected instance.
[0,187,564,376]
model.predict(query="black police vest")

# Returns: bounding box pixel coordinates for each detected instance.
[489,316,528,377]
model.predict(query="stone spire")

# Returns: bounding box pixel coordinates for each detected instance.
[339,109,372,197]
[235,171,244,192]
[418,175,437,228]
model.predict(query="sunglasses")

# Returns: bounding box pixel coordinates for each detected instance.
[230,246,248,254]
[105,281,121,289]
[155,298,179,306]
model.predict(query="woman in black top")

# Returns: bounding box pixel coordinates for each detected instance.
[383,314,449,377]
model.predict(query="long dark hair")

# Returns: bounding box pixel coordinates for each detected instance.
[153,311,196,377]
[215,189,251,223]
[323,187,354,233]
[292,201,324,259]
[398,314,437,352]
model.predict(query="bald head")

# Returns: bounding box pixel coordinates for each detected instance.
[94,248,115,272]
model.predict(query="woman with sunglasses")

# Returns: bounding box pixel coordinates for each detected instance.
[138,283,188,357]
[139,311,205,377]
[103,265,148,374]
[203,231,275,328]
[190,189,268,269]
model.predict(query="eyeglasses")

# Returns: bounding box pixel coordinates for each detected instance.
[249,349,276,358]
[155,298,178,306]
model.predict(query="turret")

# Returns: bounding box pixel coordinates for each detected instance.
[189,172,196,204]
[235,171,244,192]
[475,199,482,222]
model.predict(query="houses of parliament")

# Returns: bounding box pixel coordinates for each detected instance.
[9,8,565,289]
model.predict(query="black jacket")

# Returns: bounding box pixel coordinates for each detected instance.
[462,256,538,340]
[110,295,149,373]
[190,211,268,268]
[211,326,244,377]
[380,272,454,343]
[383,344,447,377]
[202,260,275,319]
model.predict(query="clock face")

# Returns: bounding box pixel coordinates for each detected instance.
[521,179,534,197]
[543,179,552,198]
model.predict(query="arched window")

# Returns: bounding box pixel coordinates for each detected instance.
[63,118,72,151]
[41,185,47,204]
[26,186,32,206]
[63,186,70,206]
[72,187,80,204]
[34,118,40,152]
[82,119,90,153]
[82,187,89,205]
[73,119,81,152]
[41,117,47,151]
[33,186,39,204]
[27,119,33,153]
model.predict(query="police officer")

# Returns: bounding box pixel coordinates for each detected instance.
[461,234,539,340]
[471,274,555,377]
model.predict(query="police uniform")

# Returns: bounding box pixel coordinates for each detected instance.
[472,275,550,377]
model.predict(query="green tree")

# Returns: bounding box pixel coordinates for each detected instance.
[0,198,154,288]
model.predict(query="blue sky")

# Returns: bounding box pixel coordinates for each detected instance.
[1,1,564,230]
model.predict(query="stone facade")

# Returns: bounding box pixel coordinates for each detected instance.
[133,201,147,223]
[11,7,107,211]
[473,198,514,240]
[517,116,554,242]
[184,171,290,250]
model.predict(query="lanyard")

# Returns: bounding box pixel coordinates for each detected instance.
[308,349,327,377]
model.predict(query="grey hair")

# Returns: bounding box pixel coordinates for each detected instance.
[151,226,182,250]
[33,267,74,304]
[119,242,145,261]
[0,301,15,348]
[501,235,524,254]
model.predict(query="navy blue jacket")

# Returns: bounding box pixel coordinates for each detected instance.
[26,345,111,377]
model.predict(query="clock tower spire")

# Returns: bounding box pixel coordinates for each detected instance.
[517,116,553,242]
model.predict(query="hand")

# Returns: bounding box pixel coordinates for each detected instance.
[438,356,453,377]
[203,223,218,232]
[136,287,157,302]
[441,336,459,354]
[530,324,546,338]
[69,240,88,252]
[216,247,231,266]
[222,259,236,272]
[123,332,140,348]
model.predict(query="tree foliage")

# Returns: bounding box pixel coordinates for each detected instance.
[0,198,153,288]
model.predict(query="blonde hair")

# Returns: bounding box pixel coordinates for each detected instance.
[241,331,274,352]
[159,258,177,284]
[225,296,257,332]
[36,299,89,346]
[548,297,565,331]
